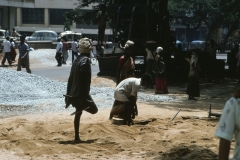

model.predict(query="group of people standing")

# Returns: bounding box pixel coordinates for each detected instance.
[55,37,71,66]
[4,28,19,37]
[1,35,31,73]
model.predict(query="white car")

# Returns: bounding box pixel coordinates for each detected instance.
[25,30,58,42]
[58,31,83,41]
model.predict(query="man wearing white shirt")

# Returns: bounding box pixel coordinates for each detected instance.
[55,38,63,66]
[71,38,78,63]
[109,75,152,125]
[1,36,12,65]
[215,89,240,160]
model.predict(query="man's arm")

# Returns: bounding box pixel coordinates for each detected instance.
[219,138,231,160]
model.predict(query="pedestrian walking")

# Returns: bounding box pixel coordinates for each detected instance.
[71,38,78,63]
[55,38,63,66]
[62,38,69,64]
[1,36,12,66]
[9,38,16,62]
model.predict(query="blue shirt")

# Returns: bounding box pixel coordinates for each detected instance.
[18,42,29,59]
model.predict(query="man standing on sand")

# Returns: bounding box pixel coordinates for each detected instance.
[17,35,31,73]
[1,36,12,66]
[65,37,98,141]
[215,89,240,160]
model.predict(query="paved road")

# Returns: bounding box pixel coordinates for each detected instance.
[5,63,100,82]
[8,54,228,82]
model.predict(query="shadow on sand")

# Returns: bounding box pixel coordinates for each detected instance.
[155,144,218,160]
[58,139,97,145]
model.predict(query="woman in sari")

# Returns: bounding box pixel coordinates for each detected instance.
[116,40,135,85]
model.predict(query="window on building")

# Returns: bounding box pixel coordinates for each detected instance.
[49,9,72,25]
[22,8,44,24]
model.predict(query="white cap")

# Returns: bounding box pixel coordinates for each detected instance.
[156,47,163,53]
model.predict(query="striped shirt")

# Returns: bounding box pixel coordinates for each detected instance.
[18,42,29,59]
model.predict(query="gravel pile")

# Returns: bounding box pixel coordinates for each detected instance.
[0,53,175,117]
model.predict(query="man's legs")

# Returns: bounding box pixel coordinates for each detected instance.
[1,52,12,65]
[62,51,68,64]
[74,110,82,141]
[98,27,105,45]
[23,59,31,74]
[55,52,62,66]
[72,51,77,63]
[17,58,22,71]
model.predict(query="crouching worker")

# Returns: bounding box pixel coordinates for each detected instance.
[65,37,98,142]
[109,74,152,125]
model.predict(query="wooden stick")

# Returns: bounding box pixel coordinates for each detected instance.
[171,109,181,121]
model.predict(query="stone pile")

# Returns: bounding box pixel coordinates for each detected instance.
[0,68,174,117]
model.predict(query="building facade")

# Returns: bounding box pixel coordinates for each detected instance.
[0,0,111,37]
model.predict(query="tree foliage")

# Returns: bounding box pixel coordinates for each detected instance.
[168,0,240,42]
[168,0,221,40]
[64,0,109,25]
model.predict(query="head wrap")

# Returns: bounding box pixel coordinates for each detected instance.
[156,47,163,54]
[78,37,93,53]
[124,40,134,49]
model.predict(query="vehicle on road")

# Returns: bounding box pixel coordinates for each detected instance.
[25,30,58,42]
[189,40,208,51]
[58,31,83,41]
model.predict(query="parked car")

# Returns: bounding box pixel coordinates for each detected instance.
[189,40,208,51]
[58,31,83,41]
[25,30,58,42]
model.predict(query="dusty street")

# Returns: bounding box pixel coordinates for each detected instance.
[0,49,238,160]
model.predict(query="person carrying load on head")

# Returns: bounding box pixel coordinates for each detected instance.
[116,40,135,85]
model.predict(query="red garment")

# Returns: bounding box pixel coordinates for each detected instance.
[118,56,126,67]
[155,77,168,93]
[62,42,68,51]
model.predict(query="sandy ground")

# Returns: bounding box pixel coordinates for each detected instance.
[0,50,239,159]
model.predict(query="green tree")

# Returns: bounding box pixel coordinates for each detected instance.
[63,20,71,31]
[64,0,109,25]
[169,0,240,51]
[219,0,240,50]
[168,0,221,42]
